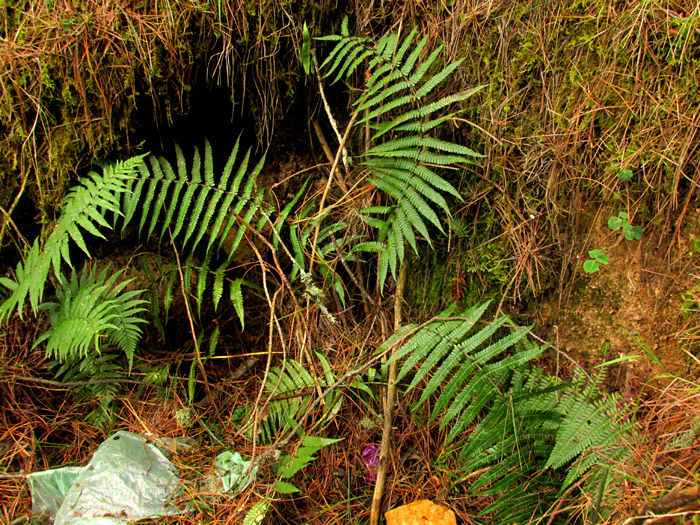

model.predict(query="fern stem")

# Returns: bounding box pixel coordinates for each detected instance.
[370,261,407,525]
[171,240,224,432]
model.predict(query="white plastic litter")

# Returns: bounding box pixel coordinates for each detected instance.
[27,431,185,524]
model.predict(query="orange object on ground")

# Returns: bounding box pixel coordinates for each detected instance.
[385,499,457,525]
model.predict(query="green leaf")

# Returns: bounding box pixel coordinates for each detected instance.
[301,22,311,75]
[243,500,270,525]
[583,260,599,273]
[274,480,299,494]
[618,169,633,181]
[230,278,245,329]
[625,225,643,241]
[608,216,623,230]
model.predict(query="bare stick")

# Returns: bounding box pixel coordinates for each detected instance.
[312,51,350,173]
[307,110,359,279]
[370,261,408,525]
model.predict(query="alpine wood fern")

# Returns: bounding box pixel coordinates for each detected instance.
[0,155,146,322]
[0,138,264,394]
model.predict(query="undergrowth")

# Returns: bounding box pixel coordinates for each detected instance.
[1,4,699,525]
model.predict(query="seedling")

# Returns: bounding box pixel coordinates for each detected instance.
[583,249,609,273]
[608,211,642,241]
[617,169,634,181]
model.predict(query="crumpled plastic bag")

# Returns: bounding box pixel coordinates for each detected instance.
[206,451,258,494]
[27,431,185,524]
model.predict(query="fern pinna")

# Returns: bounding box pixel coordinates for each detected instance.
[319,18,484,289]
[386,303,634,524]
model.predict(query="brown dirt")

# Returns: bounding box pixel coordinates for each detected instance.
[537,207,700,391]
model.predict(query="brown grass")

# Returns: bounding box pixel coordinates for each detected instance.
[2,1,700,523]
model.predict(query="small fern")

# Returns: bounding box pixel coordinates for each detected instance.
[34,264,148,368]
[275,435,342,494]
[319,18,484,289]
[253,350,342,444]
[242,499,271,525]
[51,352,123,426]
[288,214,360,307]
[0,155,146,321]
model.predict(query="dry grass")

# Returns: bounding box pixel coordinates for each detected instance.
[2,1,700,524]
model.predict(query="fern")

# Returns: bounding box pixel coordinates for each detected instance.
[253,350,342,444]
[387,301,539,443]
[320,19,484,289]
[122,138,264,260]
[242,499,271,525]
[275,435,342,493]
[0,155,146,322]
[117,139,265,320]
[34,264,148,368]
[51,352,123,426]
[388,304,635,524]
[289,215,360,307]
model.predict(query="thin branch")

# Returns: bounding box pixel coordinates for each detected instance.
[370,261,408,525]
[312,51,350,174]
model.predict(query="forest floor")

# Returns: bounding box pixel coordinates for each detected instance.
[2,158,700,524]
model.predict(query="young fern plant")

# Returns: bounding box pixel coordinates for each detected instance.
[319,18,484,290]
[0,155,146,322]
[250,349,342,444]
[384,303,634,524]
[0,138,265,415]
[35,264,148,369]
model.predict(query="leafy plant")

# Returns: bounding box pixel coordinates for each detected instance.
[253,350,343,444]
[35,264,148,367]
[121,138,264,261]
[583,248,609,273]
[319,18,484,290]
[243,499,271,525]
[239,435,341,523]
[0,138,266,421]
[386,303,634,524]
[608,211,642,241]
[0,155,146,322]
[617,168,634,181]
[274,435,342,493]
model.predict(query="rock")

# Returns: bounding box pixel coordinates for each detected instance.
[385,499,457,525]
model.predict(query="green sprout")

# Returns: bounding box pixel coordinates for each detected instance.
[608,212,642,241]
[583,249,609,273]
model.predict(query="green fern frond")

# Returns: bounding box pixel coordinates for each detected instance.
[387,305,634,525]
[121,139,265,262]
[319,19,484,290]
[34,265,147,364]
[0,155,145,321]
[254,350,341,444]
[393,302,489,378]
[242,499,271,525]
[276,435,342,494]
